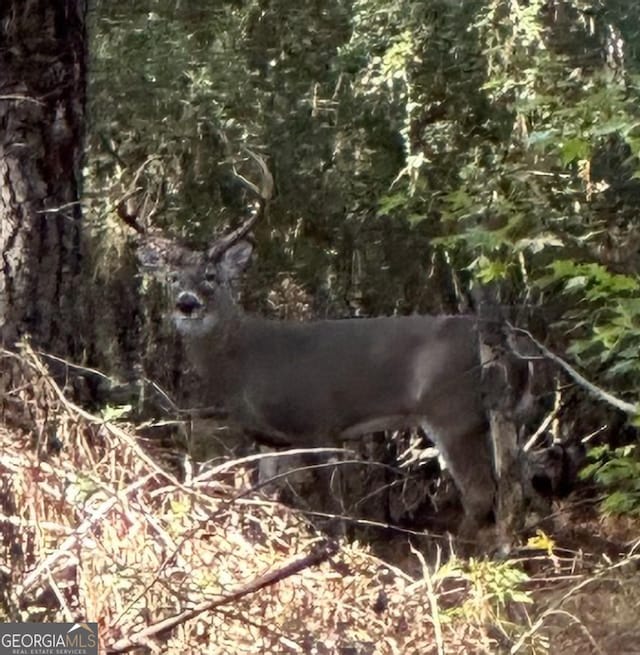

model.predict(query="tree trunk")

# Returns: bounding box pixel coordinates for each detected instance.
[475,292,528,551]
[0,1,88,355]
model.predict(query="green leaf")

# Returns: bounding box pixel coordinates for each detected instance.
[560,137,590,165]
[378,191,409,214]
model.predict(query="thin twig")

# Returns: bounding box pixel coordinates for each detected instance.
[0,94,44,105]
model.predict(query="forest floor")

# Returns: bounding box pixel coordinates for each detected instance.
[1,345,639,654]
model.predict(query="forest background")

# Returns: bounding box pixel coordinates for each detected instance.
[2,1,640,651]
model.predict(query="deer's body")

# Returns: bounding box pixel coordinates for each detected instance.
[177,305,496,526]
[181,311,482,441]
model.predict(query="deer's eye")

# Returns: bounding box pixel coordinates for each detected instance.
[204,269,217,283]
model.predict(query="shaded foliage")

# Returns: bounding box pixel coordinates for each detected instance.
[87,1,640,490]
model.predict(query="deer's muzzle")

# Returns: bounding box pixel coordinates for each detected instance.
[176,291,204,317]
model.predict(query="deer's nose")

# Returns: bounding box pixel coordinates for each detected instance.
[176,291,203,316]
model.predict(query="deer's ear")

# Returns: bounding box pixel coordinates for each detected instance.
[218,240,254,280]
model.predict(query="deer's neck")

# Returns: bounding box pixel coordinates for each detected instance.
[183,309,250,395]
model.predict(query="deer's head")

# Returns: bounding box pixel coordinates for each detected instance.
[171,240,254,338]
[121,150,273,338]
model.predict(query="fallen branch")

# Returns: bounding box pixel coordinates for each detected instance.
[106,539,339,653]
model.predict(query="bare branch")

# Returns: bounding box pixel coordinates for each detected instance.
[0,94,44,106]
[509,325,638,417]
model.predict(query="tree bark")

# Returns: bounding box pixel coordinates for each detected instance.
[0,1,88,355]
[475,291,527,550]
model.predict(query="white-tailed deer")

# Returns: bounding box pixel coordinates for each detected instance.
[127,152,534,535]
